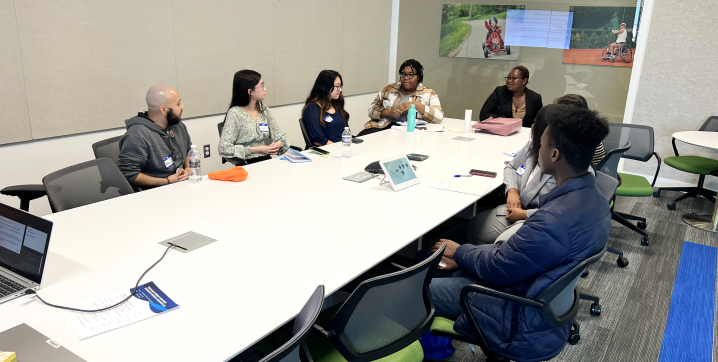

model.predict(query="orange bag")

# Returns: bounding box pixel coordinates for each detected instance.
[208,166,248,182]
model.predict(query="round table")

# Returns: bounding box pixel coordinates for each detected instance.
[672,131,718,232]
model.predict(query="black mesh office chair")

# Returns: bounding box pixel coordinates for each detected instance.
[655,116,718,210]
[299,118,314,150]
[431,245,607,361]
[595,142,631,267]
[602,124,661,246]
[256,285,325,362]
[92,135,123,166]
[43,158,134,213]
[307,244,445,362]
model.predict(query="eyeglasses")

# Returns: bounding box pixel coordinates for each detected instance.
[254,83,266,90]
[399,73,416,79]
[333,85,343,90]
[504,77,524,82]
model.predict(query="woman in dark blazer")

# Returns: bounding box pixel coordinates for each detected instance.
[479,65,543,128]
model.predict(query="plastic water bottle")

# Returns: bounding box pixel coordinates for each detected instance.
[342,127,352,158]
[188,145,202,184]
[407,104,417,132]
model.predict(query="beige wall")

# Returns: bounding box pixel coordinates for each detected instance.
[0,0,391,145]
[397,0,637,125]
[623,0,718,191]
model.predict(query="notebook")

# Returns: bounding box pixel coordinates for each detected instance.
[282,149,312,163]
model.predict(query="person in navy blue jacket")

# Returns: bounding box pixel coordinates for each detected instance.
[302,70,350,146]
[429,104,612,362]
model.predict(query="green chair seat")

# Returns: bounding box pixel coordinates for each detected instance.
[664,155,718,175]
[305,335,423,362]
[430,317,462,337]
[616,173,654,197]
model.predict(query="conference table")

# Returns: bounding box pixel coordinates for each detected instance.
[672,131,718,232]
[0,118,530,361]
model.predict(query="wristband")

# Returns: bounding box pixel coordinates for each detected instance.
[166,177,171,185]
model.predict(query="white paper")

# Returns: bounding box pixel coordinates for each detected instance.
[428,179,492,197]
[61,282,179,340]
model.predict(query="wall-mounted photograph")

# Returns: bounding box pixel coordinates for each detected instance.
[440,4,524,60]
[562,5,643,67]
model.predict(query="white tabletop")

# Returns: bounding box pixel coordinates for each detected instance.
[0,118,530,361]
[673,131,718,150]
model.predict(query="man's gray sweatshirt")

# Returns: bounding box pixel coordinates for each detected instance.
[118,113,192,185]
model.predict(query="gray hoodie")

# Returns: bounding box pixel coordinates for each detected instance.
[118,113,192,185]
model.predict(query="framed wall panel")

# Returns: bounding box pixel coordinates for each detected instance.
[172,0,275,118]
[340,0,392,96]
[15,0,178,140]
[273,0,344,106]
[0,0,32,144]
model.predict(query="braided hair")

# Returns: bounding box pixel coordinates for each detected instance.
[399,59,424,83]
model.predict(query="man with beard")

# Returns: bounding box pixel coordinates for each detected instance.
[118,85,192,189]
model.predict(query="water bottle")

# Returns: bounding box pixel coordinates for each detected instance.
[188,145,202,184]
[407,104,417,132]
[342,127,352,158]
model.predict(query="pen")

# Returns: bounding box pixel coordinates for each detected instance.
[454,175,472,177]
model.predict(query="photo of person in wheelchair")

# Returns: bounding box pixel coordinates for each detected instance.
[482,17,511,58]
[601,22,633,63]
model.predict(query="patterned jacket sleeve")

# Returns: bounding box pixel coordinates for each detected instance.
[218,109,252,159]
[118,132,148,185]
[368,87,388,120]
[421,89,444,123]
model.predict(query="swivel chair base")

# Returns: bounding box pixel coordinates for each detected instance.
[655,174,717,210]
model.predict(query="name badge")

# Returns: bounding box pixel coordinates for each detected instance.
[164,155,173,168]
[324,115,333,123]
[516,165,526,176]
[259,123,269,133]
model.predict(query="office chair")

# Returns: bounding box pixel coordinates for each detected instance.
[603,124,661,246]
[595,142,631,267]
[431,245,607,361]
[254,285,324,362]
[307,244,445,362]
[43,158,134,213]
[218,120,303,166]
[298,118,314,151]
[92,135,123,166]
[654,116,718,210]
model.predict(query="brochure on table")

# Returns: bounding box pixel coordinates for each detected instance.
[61,281,179,339]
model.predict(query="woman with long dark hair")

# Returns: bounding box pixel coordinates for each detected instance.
[218,70,289,164]
[302,70,350,146]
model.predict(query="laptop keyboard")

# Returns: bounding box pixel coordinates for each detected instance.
[0,274,26,297]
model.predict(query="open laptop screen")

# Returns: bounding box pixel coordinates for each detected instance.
[0,203,53,284]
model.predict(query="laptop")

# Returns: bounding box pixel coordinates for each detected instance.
[0,202,52,305]
[0,323,85,362]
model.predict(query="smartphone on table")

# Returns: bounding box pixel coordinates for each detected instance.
[470,169,497,178]
[310,146,330,156]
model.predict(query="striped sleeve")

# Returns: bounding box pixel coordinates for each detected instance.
[421,88,444,123]
[592,142,606,166]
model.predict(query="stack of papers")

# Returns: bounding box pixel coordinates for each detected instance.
[282,149,311,163]
[62,281,179,339]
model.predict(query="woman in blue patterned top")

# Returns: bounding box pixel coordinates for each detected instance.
[219,70,290,165]
[301,70,350,146]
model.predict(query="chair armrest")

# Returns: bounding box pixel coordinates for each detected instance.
[311,324,331,339]
[671,138,680,157]
[460,284,543,309]
[651,152,662,187]
[1,184,46,197]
